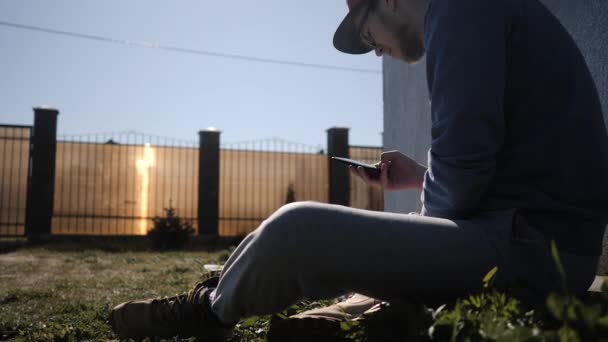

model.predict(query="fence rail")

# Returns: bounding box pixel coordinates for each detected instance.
[1,108,383,238]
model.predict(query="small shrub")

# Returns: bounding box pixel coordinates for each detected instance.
[285,183,296,204]
[147,207,195,250]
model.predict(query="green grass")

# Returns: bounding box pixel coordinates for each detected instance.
[2,239,608,341]
[0,241,234,341]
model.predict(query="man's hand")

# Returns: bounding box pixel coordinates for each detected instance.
[349,150,427,191]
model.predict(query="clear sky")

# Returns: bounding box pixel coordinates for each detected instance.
[0,0,383,148]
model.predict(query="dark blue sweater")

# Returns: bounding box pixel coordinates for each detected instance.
[420,0,608,256]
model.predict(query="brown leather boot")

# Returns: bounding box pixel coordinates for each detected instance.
[109,276,231,340]
[289,293,384,322]
[267,293,385,341]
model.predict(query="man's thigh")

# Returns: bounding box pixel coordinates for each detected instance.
[264,201,515,301]
[496,215,599,301]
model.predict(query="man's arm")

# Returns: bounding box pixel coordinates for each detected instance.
[420,0,509,219]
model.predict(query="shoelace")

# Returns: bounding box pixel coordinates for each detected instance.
[152,280,207,325]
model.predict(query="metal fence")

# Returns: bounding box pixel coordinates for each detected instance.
[349,146,384,212]
[52,132,198,235]
[219,138,328,236]
[1,109,384,238]
[49,135,383,237]
[0,125,31,236]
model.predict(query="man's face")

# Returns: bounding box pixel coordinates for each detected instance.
[360,1,425,63]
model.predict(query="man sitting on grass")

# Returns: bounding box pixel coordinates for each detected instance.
[109,0,608,339]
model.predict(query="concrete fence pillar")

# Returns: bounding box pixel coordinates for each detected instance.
[25,107,59,241]
[327,127,350,207]
[198,129,221,238]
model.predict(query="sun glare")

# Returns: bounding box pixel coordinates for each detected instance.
[136,144,155,235]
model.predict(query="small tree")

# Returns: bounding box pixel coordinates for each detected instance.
[285,183,296,204]
[147,207,195,250]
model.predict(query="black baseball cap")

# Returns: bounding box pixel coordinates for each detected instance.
[333,0,375,54]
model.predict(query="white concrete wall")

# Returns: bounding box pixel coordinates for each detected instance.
[383,0,608,272]
[382,59,430,214]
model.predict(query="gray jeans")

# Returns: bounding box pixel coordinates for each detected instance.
[209,201,599,325]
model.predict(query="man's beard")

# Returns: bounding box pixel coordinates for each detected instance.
[396,23,425,63]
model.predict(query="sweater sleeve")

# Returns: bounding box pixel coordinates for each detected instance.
[420,0,509,219]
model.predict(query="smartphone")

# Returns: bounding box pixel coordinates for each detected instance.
[331,156,381,179]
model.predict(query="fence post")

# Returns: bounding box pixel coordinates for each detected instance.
[25,107,59,241]
[327,127,350,206]
[198,129,221,239]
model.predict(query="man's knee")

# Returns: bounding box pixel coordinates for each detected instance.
[278,200,326,214]
[270,201,327,225]
[255,201,328,248]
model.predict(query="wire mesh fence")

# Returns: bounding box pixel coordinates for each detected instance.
[0,125,31,236]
